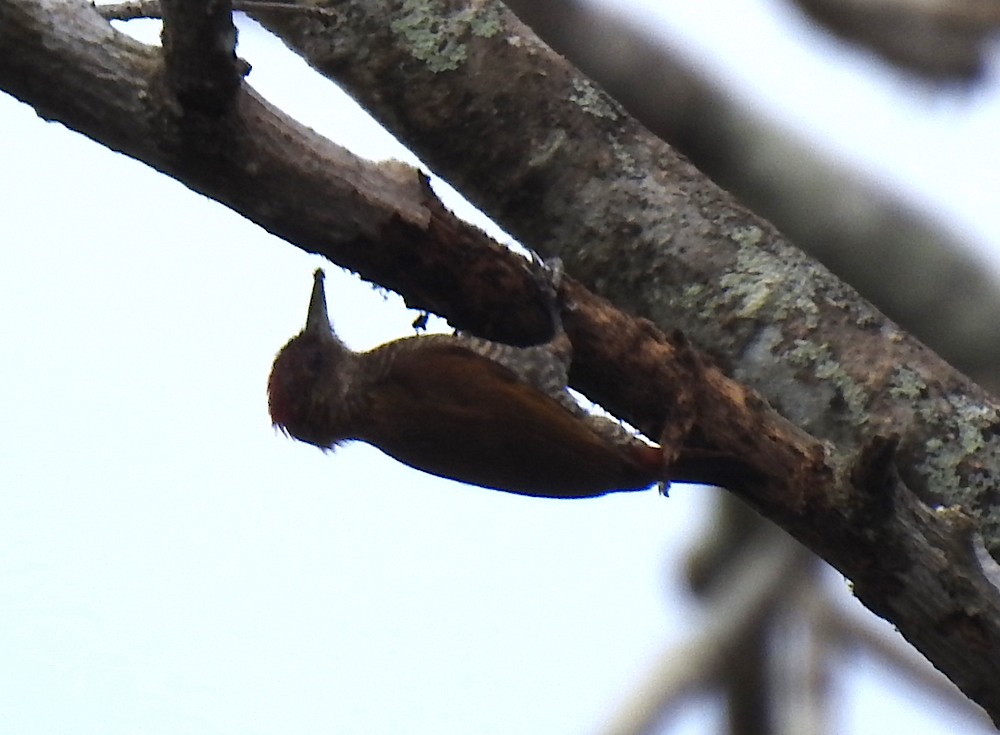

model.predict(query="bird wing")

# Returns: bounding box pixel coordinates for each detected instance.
[361,342,661,497]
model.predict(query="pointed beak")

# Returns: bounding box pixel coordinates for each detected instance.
[303,268,332,337]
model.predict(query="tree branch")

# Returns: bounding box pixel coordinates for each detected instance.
[97,0,331,22]
[601,531,809,735]
[6,0,1000,720]
[244,0,1000,530]
[497,0,1000,394]
[821,599,993,726]
[103,0,1000,390]
[789,0,1000,80]
[159,0,243,114]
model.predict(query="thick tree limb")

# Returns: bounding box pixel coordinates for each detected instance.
[101,0,1000,389]
[497,0,1000,395]
[6,0,1000,720]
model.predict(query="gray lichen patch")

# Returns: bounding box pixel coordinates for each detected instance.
[925,394,1000,461]
[785,339,870,429]
[389,0,506,72]
[915,392,1000,516]
[719,234,821,329]
[568,78,623,121]
[887,365,927,401]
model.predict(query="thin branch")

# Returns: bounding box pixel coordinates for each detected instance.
[94,0,156,20]
[96,0,334,21]
[789,0,1000,79]
[820,598,994,728]
[159,0,242,113]
[685,498,825,735]
[770,574,831,735]
[601,532,809,735]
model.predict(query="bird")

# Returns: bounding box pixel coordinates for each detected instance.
[267,265,664,498]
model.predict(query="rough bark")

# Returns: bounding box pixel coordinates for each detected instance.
[246,0,1000,535]
[4,0,1000,721]
[497,0,1000,395]
[98,0,1000,392]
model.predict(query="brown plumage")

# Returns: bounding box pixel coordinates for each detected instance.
[268,268,663,498]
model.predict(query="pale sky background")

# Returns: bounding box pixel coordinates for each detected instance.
[2,1,1000,733]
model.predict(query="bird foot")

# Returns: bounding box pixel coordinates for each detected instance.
[526,254,567,345]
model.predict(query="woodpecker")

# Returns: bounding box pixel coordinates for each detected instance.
[267,266,664,498]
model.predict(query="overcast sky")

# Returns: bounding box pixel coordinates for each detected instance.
[3,2,999,733]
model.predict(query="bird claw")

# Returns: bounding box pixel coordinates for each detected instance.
[522,254,571,368]
[526,252,565,322]
[541,256,564,291]
[526,250,563,292]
